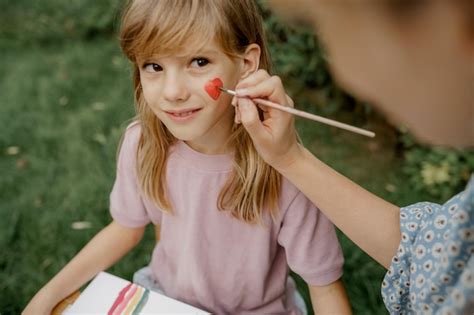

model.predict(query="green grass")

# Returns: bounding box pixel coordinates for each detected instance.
[0,38,154,313]
[0,38,427,314]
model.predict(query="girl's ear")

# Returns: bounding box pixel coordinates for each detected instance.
[240,43,261,79]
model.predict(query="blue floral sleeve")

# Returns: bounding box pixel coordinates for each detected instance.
[381,176,474,314]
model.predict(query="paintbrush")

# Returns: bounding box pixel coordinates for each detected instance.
[219,87,375,138]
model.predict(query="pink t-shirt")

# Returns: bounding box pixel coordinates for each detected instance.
[110,123,344,314]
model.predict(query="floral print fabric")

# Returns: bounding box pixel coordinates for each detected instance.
[382,176,474,314]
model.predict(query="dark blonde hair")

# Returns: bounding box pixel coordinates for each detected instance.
[119,0,282,224]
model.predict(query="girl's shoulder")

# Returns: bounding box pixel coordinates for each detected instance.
[121,121,142,148]
[125,120,142,137]
[115,121,142,161]
[280,177,301,199]
[279,176,313,212]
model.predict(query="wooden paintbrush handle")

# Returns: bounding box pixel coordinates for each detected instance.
[253,98,375,138]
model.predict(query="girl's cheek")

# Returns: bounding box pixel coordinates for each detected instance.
[204,77,223,100]
[141,85,156,105]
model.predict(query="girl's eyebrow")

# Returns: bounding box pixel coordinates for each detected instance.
[138,49,219,64]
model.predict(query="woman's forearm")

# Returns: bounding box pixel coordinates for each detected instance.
[278,146,400,268]
[234,70,400,268]
[24,221,145,313]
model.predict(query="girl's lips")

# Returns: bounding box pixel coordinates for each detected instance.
[165,108,202,122]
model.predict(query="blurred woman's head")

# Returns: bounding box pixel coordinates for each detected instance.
[269,0,473,147]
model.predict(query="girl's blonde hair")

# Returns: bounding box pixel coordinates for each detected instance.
[120,0,283,224]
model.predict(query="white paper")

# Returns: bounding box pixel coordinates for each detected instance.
[63,272,209,315]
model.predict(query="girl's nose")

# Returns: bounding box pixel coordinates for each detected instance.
[162,72,190,103]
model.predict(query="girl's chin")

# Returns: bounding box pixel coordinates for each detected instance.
[167,130,202,142]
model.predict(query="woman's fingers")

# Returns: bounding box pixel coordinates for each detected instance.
[236,75,291,108]
[233,72,299,168]
[234,106,242,124]
[237,98,266,136]
[235,69,271,89]
[285,94,294,107]
[236,95,299,169]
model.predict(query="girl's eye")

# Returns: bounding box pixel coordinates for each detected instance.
[191,58,209,68]
[144,63,163,73]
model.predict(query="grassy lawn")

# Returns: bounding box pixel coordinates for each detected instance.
[0,37,428,314]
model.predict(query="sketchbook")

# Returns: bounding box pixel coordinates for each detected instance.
[62,271,209,314]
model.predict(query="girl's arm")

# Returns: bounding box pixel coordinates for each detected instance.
[23,221,145,315]
[309,279,352,314]
[235,70,400,268]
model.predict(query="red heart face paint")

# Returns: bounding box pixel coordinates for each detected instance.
[204,78,223,100]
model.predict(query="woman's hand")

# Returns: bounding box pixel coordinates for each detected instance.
[234,70,302,170]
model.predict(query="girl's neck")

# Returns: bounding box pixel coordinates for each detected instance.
[185,138,233,155]
[185,111,235,155]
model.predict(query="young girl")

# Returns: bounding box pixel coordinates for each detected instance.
[23,0,351,314]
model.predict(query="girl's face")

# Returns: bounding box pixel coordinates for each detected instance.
[138,39,244,154]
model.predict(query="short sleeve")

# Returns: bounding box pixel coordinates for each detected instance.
[278,190,344,286]
[382,175,474,314]
[109,123,150,227]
